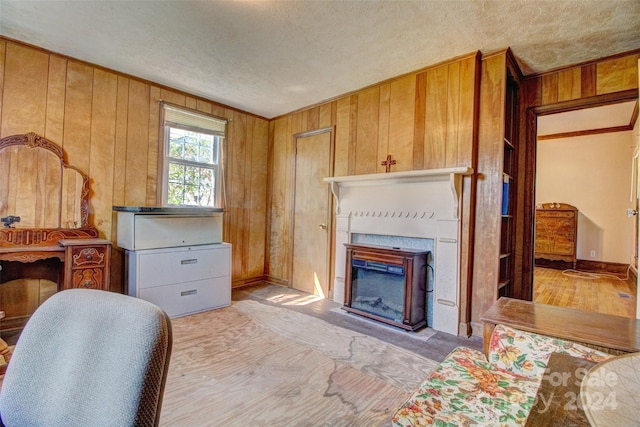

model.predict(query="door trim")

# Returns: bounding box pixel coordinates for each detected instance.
[288,126,336,296]
[521,89,639,300]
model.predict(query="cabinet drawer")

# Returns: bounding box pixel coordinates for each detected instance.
[70,246,107,268]
[70,268,106,290]
[139,277,230,318]
[537,211,575,219]
[137,247,230,288]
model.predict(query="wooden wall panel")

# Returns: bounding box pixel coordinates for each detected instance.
[377,83,390,173]
[424,65,448,169]
[124,80,150,206]
[334,96,351,177]
[1,43,48,137]
[457,55,478,166]
[267,117,292,283]
[228,111,247,281]
[63,62,93,178]
[45,56,67,144]
[445,62,461,167]
[557,68,581,102]
[146,86,161,206]
[247,118,269,279]
[355,86,379,174]
[596,54,640,95]
[0,39,269,292]
[112,76,129,209]
[88,69,117,236]
[388,74,416,172]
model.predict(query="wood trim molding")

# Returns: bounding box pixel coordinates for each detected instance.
[538,124,634,140]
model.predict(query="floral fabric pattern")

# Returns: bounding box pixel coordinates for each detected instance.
[392,346,540,427]
[392,325,613,426]
[488,324,612,380]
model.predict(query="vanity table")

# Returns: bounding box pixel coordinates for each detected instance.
[0,132,112,347]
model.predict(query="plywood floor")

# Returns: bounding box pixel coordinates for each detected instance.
[533,266,637,318]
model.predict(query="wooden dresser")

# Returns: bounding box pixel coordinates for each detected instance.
[534,203,578,268]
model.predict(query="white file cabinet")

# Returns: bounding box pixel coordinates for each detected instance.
[126,243,231,318]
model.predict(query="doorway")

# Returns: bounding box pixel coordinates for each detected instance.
[290,127,334,297]
[524,94,639,316]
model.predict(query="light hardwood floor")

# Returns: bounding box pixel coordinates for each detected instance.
[533,266,637,318]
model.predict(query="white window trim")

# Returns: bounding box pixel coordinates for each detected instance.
[158,102,227,208]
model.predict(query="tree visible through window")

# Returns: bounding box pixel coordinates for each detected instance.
[161,104,226,207]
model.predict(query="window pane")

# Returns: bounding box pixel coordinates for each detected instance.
[167,161,216,207]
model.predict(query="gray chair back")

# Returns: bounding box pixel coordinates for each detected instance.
[0,289,172,427]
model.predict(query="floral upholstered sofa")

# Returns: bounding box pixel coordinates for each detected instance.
[392,324,612,426]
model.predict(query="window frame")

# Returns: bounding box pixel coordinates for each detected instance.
[159,102,227,208]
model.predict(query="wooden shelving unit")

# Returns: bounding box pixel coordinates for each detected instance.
[498,70,519,297]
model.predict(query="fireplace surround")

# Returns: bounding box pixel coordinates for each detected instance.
[324,167,472,335]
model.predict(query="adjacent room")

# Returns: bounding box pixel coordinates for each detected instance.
[0,1,639,426]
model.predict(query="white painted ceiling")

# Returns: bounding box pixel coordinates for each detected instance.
[538,101,638,136]
[0,0,639,118]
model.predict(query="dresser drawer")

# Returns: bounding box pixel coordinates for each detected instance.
[137,246,230,288]
[69,268,105,289]
[70,245,108,268]
[138,277,231,318]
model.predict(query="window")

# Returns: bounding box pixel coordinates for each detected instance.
[161,104,226,207]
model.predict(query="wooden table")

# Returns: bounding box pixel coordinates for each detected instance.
[481,297,640,356]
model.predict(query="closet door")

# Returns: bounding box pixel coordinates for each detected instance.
[291,128,334,297]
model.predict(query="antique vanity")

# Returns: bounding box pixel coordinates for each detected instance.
[0,132,111,349]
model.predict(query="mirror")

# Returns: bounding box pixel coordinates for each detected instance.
[0,132,89,229]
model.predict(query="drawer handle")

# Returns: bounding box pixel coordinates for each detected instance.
[84,281,92,288]
[86,255,93,261]
[181,259,198,265]
[181,289,197,296]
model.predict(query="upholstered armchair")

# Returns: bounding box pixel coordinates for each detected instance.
[0,288,172,427]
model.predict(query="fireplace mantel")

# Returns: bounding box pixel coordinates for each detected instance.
[324,166,473,336]
[324,167,473,219]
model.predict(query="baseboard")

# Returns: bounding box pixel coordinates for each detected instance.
[231,275,270,289]
[575,259,633,276]
[470,320,484,338]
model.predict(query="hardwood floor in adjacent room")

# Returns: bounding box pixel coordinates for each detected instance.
[533,266,637,318]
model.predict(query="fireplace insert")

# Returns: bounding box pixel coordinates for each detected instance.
[343,243,428,331]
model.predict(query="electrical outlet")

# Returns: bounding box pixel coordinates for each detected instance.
[590,250,596,257]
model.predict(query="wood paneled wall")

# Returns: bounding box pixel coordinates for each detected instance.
[0,38,269,292]
[267,52,480,334]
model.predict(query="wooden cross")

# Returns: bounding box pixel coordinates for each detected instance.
[380,154,396,173]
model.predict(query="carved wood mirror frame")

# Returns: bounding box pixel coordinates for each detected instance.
[0,132,91,229]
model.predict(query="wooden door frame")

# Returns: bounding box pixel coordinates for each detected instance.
[520,89,639,300]
[288,126,336,295]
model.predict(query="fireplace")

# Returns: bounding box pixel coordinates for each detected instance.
[344,243,429,330]
[324,167,472,335]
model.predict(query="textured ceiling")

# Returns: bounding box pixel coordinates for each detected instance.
[0,0,639,118]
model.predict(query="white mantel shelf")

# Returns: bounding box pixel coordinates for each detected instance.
[324,167,473,218]
[323,167,472,184]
